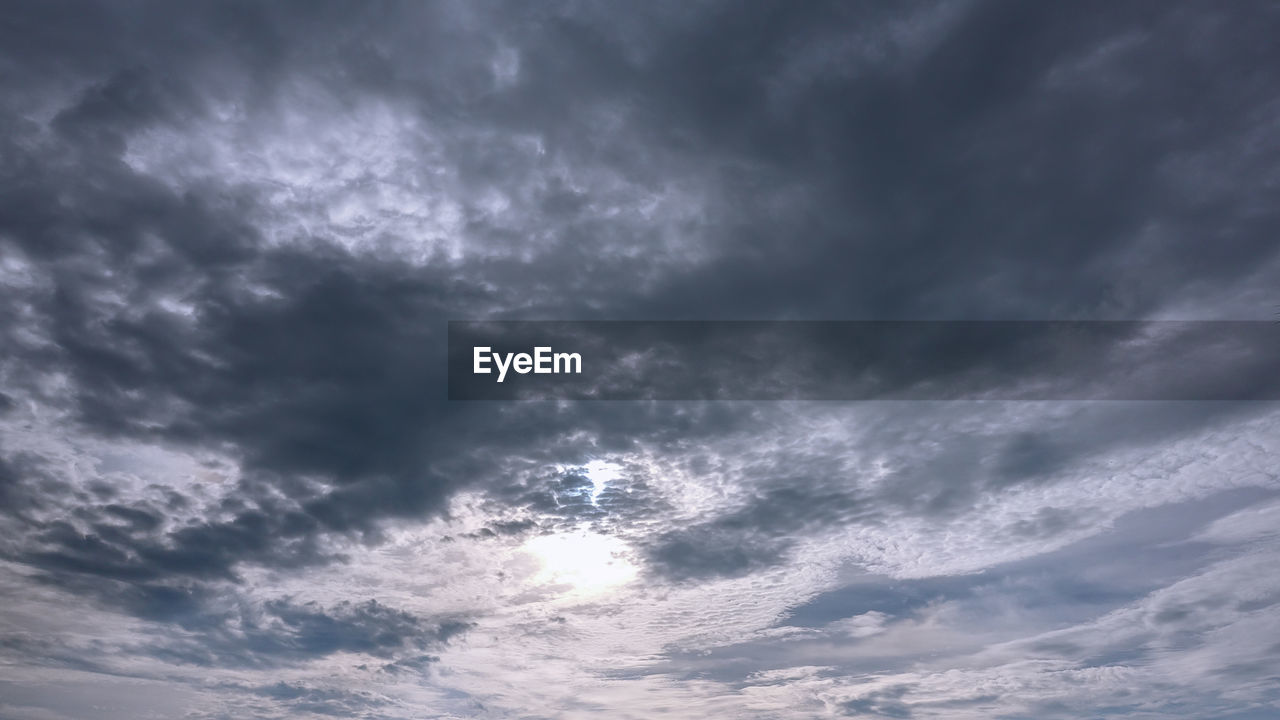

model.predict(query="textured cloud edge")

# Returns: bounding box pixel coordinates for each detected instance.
[2,2,1280,719]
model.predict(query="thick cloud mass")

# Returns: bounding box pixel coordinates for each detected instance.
[2,2,1279,718]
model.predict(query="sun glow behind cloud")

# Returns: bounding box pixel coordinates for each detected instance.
[524,530,637,597]
[582,459,623,505]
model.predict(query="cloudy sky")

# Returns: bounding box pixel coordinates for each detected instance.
[3,1,1280,718]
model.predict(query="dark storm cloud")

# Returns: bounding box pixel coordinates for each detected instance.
[2,1,1280,716]
[2,0,1275,502]
[351,1,1271,323]
[2,70,760,563]
[7,0,1276,323]
[643,2,1280,320]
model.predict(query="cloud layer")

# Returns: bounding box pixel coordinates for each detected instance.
[2,1,1279,718]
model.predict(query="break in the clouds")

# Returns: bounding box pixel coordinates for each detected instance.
[2,1,1279,718]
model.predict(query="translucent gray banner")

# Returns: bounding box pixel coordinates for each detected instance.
[447,321,1280,401]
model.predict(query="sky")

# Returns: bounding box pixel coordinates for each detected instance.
[1,1,1280,718]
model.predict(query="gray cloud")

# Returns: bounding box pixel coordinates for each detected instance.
[2,1,1279,718]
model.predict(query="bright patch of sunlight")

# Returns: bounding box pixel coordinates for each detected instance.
[582,459,623,505]
[524,530,636,596]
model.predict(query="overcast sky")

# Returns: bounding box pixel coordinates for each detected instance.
[2,1,1280,718]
